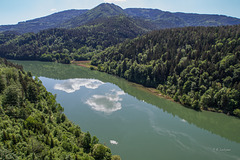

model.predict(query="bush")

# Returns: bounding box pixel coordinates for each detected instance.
[92,144,110,160]
[62,141,73,152]
[233,109,240,117]
[2,84,21,107]
[112,155,121,160]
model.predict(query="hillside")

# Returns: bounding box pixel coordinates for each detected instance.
[125,8,186,28]
[175,12,240,26]
[0,10,87,34]
[61,3,126,29]
[1,3,240,34]
[92,25,240,117]
[125,8,240,28]
[0,31,19,45]
[0,58,120,159]
[0,15,147,63]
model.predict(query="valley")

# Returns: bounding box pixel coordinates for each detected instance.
[1,2,240,159]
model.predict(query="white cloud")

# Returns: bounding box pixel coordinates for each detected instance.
[104,0,126,2]
[50,8,57,12]
[110,140,118,145]
[54,78,104,93]
[86,89,125,114]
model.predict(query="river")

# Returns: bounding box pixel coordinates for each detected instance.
[11,60,240,160]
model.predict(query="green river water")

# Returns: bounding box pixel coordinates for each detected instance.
[12,60,240,160]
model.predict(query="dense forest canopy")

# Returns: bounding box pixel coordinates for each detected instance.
[0,15,147,63]
[0,58,120,160]
[92,25,240,117]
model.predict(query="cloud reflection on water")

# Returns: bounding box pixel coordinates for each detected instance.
[54,78,104,93]
[86,90,125,114]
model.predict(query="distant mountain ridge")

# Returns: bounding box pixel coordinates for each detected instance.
[0,15,149,62]
[1,3,240,34]
[0,10,87,34]
[125,8,240,28]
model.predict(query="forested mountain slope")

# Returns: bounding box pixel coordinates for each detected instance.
[0,10,87,34]
[0,31,19,45]
[1,3,240,34]
[61,3,126,29]
[0,58,120,159]
[92,25,240,117]
[125,8,240,28]
[0,15,147,63]
[175,12,240,27]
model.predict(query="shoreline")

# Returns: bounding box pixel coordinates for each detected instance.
[72,60,236,117]
[71,60,92,67]
[72,61,177,102]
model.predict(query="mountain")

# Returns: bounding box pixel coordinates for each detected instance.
[125,8,240,28]
[61,3,126,28]
[91,24,240,117]
[125,8,186,28]
[0,9,87,34]
[0,15,149,62]
[175,12,240,26]
[1,3,240,34]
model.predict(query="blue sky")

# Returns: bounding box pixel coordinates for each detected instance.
[1,0,240,25]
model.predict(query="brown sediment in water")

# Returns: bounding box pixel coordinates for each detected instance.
[72,60,91,67]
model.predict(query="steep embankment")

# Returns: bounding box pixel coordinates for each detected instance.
[0,58,120,159]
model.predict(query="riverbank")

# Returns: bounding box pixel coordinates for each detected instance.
[71,60,97,69]
[72,61,176,102]
[115,79,235,115]
[72,60,239,117]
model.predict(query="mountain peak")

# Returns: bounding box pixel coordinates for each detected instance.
[90,3,125,16]
[97,3,118,7]
[61,3,126,28]
[96,3,122,8]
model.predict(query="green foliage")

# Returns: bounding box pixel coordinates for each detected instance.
[0,15,147,63]
[0,58,120,159]
[92,144,112,160]
[0,147,18,159]
[2,84,21,107]
[82,132,91,152]
[26,82,39,103]
[62,141,73,152]
[91,136,99,146]
[233,109,240,117]
[111,155,121,160]
[92,25,240,117]
[0,74,6,93]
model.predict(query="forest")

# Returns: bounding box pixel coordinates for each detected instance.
[0,58,120,160]
[0,15,146,64]
[91,25,240,117]
[0,16,240,118]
